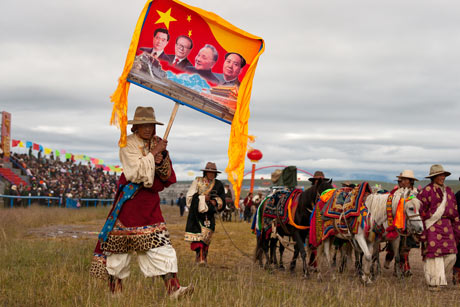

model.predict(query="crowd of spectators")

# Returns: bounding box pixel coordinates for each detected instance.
[3,151,118,207]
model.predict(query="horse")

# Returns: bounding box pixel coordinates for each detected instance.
[316,185,423,283]
[364,188,423,279]
[254,180,333,277]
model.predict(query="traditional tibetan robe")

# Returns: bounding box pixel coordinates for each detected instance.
[418,183,460,258]
[184,177,225,245]
[90,134,176,279]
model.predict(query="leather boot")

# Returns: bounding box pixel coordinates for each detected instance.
[198,248,207,266]
[108,275,122,294]
[402,252,412,276]
[453,267,460,285]
[195,248,201,264]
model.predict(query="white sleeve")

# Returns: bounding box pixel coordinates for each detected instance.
[119,140,156,188]
[186,178,199,208]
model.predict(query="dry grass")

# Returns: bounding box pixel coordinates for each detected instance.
[2,205,460,306]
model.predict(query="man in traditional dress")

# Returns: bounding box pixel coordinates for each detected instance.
[384,170,419,276]
[185,162,225,265]
[90,106,193,298]
[418,164,460,290]
[453,177,460,283]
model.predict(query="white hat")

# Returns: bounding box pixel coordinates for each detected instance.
[425,164,451,178]
[397,170,418,181]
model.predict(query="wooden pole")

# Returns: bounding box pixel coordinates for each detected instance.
[163,102,180,140]
[250,163,256,194]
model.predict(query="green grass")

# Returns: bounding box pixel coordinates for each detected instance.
[1,205,460,306]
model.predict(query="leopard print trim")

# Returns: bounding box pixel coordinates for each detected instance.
[185,227,213,245]
[89,254,108,280]
[102,228,172,253]
[156,155,172,181]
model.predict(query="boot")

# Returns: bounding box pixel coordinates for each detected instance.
[402,252,412,276]
[195,248,201,264]
[198,248,207,266]
[108,275,122,294]
[453,267,460,285]
[163,273,194,299]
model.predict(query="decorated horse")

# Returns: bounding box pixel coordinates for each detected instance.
[364,188,423,279]
[254,179,333,277]
[312,183,423,283]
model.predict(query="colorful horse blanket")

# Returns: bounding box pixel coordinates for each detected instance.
[309,183,370,246]
[256,189,304,239]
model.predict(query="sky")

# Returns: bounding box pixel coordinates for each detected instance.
[1,0,460,182]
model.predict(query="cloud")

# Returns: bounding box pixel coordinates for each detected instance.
[2,0,460,183]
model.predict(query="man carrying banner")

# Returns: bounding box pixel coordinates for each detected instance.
[185,162,226,266]
[90,106,193,299]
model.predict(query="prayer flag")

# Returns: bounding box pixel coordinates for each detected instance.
[39,145,44,152]
[12,139,20,147]
[44,148,52,155]
[19,141,24,148]
[110,0,264,206]
[55,150,60,157]
[26,141,32,148]
[65,153,72,159]
[32,143,40,151]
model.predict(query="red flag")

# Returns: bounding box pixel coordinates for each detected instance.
[12,139,20,147]
[32,143,40,151]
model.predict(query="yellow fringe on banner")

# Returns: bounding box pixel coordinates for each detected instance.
[225,50,264,209]
[109,0,153,147]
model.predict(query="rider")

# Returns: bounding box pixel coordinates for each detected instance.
[384,170,418,276]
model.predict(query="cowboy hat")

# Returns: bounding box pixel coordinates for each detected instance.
[397,170,418,181]
[201,162,221,173]
[425,164,451,178]
[308,171,329,182]
[127,106,164,125]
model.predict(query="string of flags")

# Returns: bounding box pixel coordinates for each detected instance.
[10,139,122,173]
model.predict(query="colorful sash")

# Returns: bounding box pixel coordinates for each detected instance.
[98,182,140,243]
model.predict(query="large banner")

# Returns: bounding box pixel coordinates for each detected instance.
[110,0,264,206]
[1,112,11,160]
[126,0,263,124]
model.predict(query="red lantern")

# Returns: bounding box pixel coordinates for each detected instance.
[247,149,263,162]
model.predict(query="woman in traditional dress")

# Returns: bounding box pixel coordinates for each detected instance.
[90,106,193,298]
[185,162,226,265]
[418,164,460,290]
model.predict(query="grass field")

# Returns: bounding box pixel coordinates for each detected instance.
[2,205,460,306]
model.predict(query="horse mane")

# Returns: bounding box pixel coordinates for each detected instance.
[365,187,419,227]
[365,193,389,226]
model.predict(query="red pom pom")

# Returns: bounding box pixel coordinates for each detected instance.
[386,231,398,240]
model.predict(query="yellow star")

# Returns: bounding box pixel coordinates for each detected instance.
[187,15,192,22]
[188,30,192,37]
[155,8,177,30]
